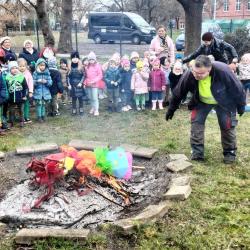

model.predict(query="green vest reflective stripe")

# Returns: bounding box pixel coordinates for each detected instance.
[198,76,217,104]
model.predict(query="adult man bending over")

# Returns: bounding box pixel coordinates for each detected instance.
[166,55,245,164]
[182,32,238,64]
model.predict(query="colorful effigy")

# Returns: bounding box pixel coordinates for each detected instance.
[27,145,133,208]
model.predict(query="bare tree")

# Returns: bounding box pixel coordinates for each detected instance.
[25,0,55,46]
[57,0,73,52]
[203,0,224,19]
[176,0,205,55]
[73,0,95,26]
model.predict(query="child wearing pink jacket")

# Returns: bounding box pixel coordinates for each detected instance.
[131,60,149,111]
[84,51,103,116]
[18,58,33,123]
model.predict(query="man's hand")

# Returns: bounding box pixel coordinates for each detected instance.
[237,106,245,117]
[165,109,175,121]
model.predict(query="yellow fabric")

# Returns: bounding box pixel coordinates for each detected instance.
[198,76,217,104]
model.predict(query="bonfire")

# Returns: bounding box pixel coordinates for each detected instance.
[26,145,133,210]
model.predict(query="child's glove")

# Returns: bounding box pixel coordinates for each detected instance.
[77,83,82,88]
[121,89,125,93]
[114,82,118,86]
[68,85,72,90]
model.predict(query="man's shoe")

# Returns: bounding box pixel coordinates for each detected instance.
[223,155,236,164]
[191,154,205,162]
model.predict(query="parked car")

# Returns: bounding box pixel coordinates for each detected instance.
[88,12,156,44]
[175,22,224,51]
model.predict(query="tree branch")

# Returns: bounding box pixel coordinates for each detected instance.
[0,4,15,15]
[25,0,36,9]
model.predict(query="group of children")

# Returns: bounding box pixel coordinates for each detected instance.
[0,45,249,133]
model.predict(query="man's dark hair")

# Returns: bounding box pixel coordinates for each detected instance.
[195,55,212,68]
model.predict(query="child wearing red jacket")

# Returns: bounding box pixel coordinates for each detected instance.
[148,58,166,110]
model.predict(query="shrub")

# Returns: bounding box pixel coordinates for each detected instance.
[224,27,250,58]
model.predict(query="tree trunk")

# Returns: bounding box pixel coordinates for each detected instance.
[177,0,205,56]
[58,0,73,53]
[36,0,55,46]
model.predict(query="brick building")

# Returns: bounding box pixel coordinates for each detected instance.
[204,0,250,19]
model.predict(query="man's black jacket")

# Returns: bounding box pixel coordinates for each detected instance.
[169,61,246,114]
[183,38,238,64]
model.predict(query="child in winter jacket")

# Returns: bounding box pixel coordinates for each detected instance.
[131,60,149,111]
[33,58,52,122]
[149,58,166,110]
[18,58,33,123]
[104,58,121,112]
[120,59,133,111]
[67,51,85,116]
[169,61,183,91]
[6,61,27,127]
[48,56,64,116]
[238,53,250,104]
[84,51,103,116]
[0,73,7,133]
[160,56,171,106]
[59,58,69,105]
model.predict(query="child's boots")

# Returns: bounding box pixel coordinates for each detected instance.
[152,100,157,110]
[158,100,164,110]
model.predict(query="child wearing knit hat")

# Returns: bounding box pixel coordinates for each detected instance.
[18,58,33,123]
[33,58,53,122]
[6,61,28,127]
[84,51,103,116]
[131,60,149,111]
[59,58,69,105]
[68,51,85,116]
[47,57,64,116]
[130,51,140,72]
[120,59,133,111]
[104,58,121,112]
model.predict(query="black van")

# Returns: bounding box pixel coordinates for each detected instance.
[88,12,156,44]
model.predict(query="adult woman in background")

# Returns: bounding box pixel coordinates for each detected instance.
[149,25,175,65]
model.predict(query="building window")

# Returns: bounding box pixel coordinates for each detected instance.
[236,0,241,11]
[248,0,250,10]
[223,0,229,11]
[180,22,185,30]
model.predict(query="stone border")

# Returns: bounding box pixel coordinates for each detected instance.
[15,228,90,245]
[0,152,5,159]
[69,140,158,159]
[16,143,58,155]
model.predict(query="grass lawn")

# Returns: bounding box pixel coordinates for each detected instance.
[0,105,249,249]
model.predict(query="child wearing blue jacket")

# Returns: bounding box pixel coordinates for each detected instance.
[104,59,121,112]
[33,58,52,122]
